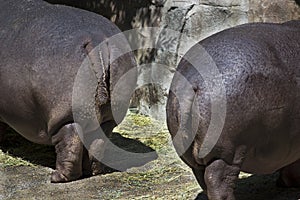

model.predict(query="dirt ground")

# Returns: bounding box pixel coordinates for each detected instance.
[0,113,299,200]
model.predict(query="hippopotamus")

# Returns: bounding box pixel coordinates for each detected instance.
[167,20,300,199]
[0,0,136,182]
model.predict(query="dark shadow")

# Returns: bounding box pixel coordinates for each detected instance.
[101,132,158,172]
[296,0,300,6]
[0,128,56,168]
[195,173,300,200]
[44,0,162,32]
[0,128,157,174]
[195,193,208,200]
[234,174,300,200]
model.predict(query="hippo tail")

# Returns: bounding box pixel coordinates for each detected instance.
[105,37,137,124]
[166,59,202,167]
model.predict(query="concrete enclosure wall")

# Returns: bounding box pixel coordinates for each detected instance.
[47,0,300,120]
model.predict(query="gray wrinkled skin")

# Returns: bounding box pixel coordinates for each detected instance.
[167,21,300,200]
[0,0,136,182]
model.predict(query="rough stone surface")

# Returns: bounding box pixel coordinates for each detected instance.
[249,0,300,22]
[148,0,300,120]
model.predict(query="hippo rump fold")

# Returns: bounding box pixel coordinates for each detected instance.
[0,0,137,182]
[166,20,300,199]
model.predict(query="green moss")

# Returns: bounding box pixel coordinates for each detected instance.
[0,150,35,167]
[128,113,153,127]
[138,130,169,152]
[114,113,169,152]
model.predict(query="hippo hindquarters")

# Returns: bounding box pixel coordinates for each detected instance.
[167,21,300,199]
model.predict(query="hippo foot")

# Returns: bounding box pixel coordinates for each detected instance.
[51,170,71,183]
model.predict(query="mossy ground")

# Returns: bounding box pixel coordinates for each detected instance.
[0,113,299,199]
[0,151,34,167]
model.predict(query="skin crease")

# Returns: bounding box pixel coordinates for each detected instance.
[167,20,300,200]
[0,0,136,182]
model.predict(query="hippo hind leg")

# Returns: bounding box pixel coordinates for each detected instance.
[89,120,117,175]
[203,147,246,200]
[80,120,117,177]
[277,159,300,188]
[204,159,240,200]
[51,123,83,183]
